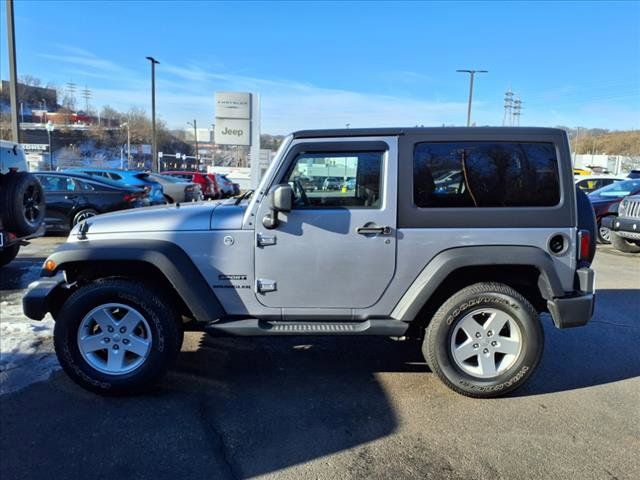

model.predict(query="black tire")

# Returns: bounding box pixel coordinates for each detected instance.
[0,172,45,235]
[54,279,182,395]
[423,282,543,398]
[610,231,640,253]
[72,208,98,227]
[0,244,20,267]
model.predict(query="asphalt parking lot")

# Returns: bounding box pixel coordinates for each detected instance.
[1,236,639,480]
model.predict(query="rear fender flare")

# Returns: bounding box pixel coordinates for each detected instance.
[391,245,565,321]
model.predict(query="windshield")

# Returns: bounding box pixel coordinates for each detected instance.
[590,178,640,198]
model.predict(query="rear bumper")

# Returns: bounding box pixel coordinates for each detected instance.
[547,267,595,329]
[22,272,66,320]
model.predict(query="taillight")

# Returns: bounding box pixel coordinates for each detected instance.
[578,230,590,260]
[123,192,142,202]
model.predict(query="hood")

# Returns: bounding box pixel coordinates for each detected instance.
[72,199,249,235]
[75,201,222,234]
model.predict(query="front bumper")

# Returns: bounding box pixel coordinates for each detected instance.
[22,272,66,320]
[547,268,595,329]
[606,216,640,240]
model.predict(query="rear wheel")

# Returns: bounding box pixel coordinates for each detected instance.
[72,208,98,227]
[610,232,640,253]
[0,244,20,267]
[424,282,543,398]
[597,221,611,244]
[54,279,182,394]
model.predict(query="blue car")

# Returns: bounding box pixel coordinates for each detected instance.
[66,168,166,205]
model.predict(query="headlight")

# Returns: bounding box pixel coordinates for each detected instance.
[619,199,627,215]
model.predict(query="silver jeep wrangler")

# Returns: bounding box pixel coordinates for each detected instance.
[23,127,597,397]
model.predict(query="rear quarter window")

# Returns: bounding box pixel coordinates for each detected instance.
[413,141,560,208]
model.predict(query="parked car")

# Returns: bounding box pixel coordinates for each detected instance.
[162,171,219,199]
[322,177,342,190]
[627,170,640,179]
[35,172,148,232]
[575,174,625,194]
[147,173,203,203]
[588,178,640,243]
[573,167,592,176]
[213,173,238,197]
[0,140,45,267]
[602,194,640,253]
[25,127,596,398]
[66,168,166,205]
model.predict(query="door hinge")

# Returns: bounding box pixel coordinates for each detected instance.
[256,233,277,247]
[256,278,277,293]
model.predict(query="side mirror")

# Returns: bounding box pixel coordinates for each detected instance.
[272,184,292,212]
[263,184,292,229]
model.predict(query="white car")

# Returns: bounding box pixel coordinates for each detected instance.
[575,174,625,194]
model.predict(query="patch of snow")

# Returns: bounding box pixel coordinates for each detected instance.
[0,292,59,395]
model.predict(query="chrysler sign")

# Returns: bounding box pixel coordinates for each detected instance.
[215,92,251,119]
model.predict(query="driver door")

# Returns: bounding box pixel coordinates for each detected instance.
[254,138,398,313]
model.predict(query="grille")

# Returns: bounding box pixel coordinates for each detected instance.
[624,199,640,219]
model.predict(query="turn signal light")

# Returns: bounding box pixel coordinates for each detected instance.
[43,259,57,272]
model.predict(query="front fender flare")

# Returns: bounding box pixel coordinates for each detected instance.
[42,239,224,323]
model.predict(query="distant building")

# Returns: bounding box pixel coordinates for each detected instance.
[0,80,57,111]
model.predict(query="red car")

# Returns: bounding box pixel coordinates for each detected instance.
[161,171,220,199]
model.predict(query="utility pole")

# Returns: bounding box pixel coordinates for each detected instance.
[503,88,514,126]
[188,119,199,168]
[146,56,160,172]
[457,69,488,127]
[6,0,20,142]
[512,96,522,126]
[81,86,92,113]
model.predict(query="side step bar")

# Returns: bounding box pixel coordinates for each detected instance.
[205,319,410,337]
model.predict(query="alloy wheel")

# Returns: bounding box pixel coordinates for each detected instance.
[450,308,523,379]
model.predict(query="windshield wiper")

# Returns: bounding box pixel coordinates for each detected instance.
[234,189,254,205]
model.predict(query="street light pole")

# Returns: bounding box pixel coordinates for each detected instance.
[188,119,199,169]
[6,0,20,142]
[120,122,131,166]
[146,56,160,171]
[46,121,54,170]
[456,69,488,127]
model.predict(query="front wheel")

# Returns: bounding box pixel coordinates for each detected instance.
[54,279,182,395]
[610,232,640,253]
[424,282,543,398]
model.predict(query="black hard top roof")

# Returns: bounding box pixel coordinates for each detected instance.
[291,126,564,139]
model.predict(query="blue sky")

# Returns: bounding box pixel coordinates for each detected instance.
[1,0,639,133]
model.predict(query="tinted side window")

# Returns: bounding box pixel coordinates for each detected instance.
[37,176,78,192]
[286,151,383,208]
[414,142,560,207]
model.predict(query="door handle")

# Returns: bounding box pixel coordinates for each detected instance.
[65,195,78,200]
[356,225,391,235]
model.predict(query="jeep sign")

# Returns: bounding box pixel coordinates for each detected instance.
[215,118,251,146]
